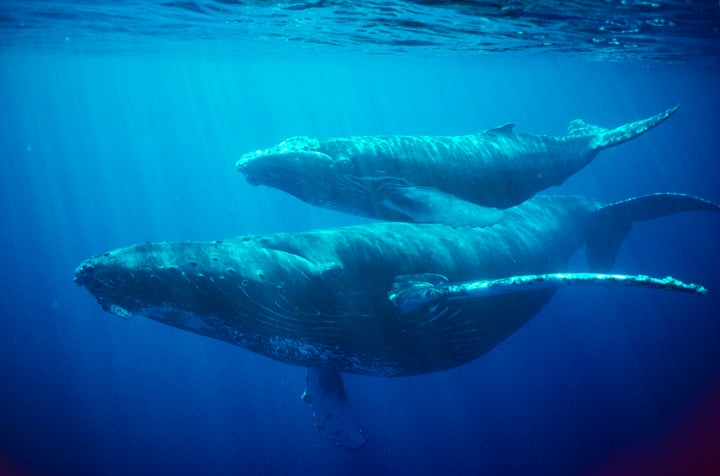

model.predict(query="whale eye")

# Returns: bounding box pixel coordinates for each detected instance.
[335,157,351,170]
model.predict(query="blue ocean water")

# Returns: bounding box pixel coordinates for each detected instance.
[1,2,720,475]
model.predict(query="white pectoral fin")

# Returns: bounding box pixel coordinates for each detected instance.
[389,273,707,315]
[302,367,367,451]
[380,186,504,227]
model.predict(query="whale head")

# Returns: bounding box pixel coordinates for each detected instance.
[73,240,330,346]
[237,136,357,209]
[237,136,341,185]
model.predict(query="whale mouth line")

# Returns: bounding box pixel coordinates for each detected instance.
[237,150,334,191]
[237,150,338,198]
[237,150,333,170]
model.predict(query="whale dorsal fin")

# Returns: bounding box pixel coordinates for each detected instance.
[485,123,515,134]
[302,367,367,451]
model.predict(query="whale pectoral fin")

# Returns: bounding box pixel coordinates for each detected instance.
[343,175,410,219]
[302,367,367,451]
[389,273,707,315]
[380,186,504,227]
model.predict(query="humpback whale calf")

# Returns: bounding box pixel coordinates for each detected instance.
[74,192,717,450]
[238,106,679,226]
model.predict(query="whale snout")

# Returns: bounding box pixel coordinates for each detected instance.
[237,147,335,191]
[73,257,121,315]
[74,256,114,293]
[236,157,259,185]
[73,254,128,311]
[236,149,263,171]
[74,261,95,287]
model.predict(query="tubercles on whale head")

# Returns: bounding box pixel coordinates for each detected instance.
[237,136,340,195]
[74,253,139,315]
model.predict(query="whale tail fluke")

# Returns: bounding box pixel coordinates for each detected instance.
[568,104,680,151]
[587,193,720,271]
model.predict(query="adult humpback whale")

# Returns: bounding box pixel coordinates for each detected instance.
[74,192,718,449]
[238,106,679,226]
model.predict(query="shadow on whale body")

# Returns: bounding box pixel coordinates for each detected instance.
[237,106,679,227]
[74,193,718,450]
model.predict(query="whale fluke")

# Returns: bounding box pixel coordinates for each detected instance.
[587,192,720,271]
[390,273,707,316]
[569,104,681,151]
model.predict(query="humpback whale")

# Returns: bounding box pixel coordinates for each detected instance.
[74,192,717,450]
[237,106,679,226]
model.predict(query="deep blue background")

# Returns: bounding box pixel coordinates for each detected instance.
[1,50,719,475]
